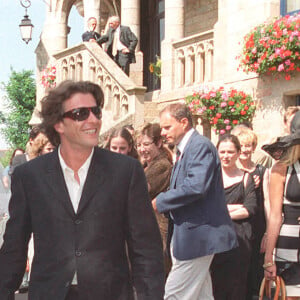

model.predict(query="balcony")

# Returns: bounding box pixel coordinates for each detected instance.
[172,30,214,88]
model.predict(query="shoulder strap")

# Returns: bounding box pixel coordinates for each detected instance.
[243,171,249,188]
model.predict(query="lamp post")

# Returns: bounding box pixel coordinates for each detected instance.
[19,0,34,44]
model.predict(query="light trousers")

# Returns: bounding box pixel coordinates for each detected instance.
[164,249,214,300]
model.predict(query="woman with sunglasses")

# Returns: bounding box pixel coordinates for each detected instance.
[262,111,300,300]
[105,127,138,159]
[136,123,173,276]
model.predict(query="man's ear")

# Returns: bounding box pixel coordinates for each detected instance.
[180,117,189,130]
[54,121,63,134]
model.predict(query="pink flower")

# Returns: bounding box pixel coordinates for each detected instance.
[220,129,226,135]
[275,48,281,55]
[197,108,204,114]
[220,102,227,108]
[224,119,230,124]
[231,108,235,112]
[278,64,285,72]
[226,125,232,131]
[285,59,291,65]
[221,92,228,100]
[251,47,257,54]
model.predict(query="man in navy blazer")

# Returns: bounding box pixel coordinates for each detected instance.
[152,103,238,299]
[97,16,138,75]
[0,81,164,300]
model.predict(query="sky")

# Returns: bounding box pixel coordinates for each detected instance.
[0,0,83,149]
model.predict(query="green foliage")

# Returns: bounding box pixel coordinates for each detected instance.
[1,69,36,149]
[0,150,13,168]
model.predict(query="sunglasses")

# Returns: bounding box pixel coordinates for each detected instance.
[62,106,102,121]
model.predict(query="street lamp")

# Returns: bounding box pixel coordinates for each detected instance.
[19,0,34,44]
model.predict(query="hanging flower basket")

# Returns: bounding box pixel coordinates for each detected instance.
[239,13,300,80]
[41,65,56,89]
[185,87,256,135]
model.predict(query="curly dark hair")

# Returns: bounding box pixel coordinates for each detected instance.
[40,80,104,146]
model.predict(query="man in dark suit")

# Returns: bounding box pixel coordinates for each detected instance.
[152,103,238,299]
[97,16,138,75]
[82,17,101,42]
[0,81,164,300]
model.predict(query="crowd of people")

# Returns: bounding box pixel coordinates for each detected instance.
[0,80,299,300]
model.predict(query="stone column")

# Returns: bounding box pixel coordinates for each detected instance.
[161,0,184,91]
[120,0,143,85]
[121,0,140,50]
[165,0,184,40]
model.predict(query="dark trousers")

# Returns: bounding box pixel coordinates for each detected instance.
[211,239,252,300]
[114,51,130,75]
[65,285,79,300]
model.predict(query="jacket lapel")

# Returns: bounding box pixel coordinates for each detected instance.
[77,149,106,215]
[170,131,198,188]
[45,150,75,217]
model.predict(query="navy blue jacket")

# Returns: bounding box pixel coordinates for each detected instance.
[156,131,238,260]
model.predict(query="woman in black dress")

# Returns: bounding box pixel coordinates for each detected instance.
[235,128,270,299]
[211,134,257,300]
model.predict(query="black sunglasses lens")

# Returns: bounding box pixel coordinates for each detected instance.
[76,108,90,121]
[92,107,101,119]
[63,107,101,121]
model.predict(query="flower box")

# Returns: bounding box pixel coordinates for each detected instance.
[185,87,256,135]
[240,13,300,80]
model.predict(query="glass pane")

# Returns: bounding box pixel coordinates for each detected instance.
[158,0,165,14]
[160,18,165,42]
[287,0,300,12]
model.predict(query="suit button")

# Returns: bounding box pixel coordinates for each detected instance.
[74,219,82,225]
[75,250,82,257]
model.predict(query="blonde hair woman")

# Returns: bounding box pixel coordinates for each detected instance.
[262,111,300,300]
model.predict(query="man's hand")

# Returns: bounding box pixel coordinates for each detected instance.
[152,198,157,212]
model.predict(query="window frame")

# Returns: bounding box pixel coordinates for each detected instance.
[280,0,300,15]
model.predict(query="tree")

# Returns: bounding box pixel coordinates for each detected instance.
[1,69,36,149]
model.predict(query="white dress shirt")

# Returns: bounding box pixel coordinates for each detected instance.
[176,128,195,161]
[115,26,127,51]
[58,146,94,284]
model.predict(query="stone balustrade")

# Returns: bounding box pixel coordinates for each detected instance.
[51,42,146,133]
[172,30,214,88]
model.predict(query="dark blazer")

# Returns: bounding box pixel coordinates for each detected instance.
[0,148,164,300]
[82,30,101,42]
[97,26,138,63]
[156,130,238,261]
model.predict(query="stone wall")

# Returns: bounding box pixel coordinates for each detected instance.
[184,0,218,36]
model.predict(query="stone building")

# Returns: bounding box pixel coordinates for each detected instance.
[33,0,300,146]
